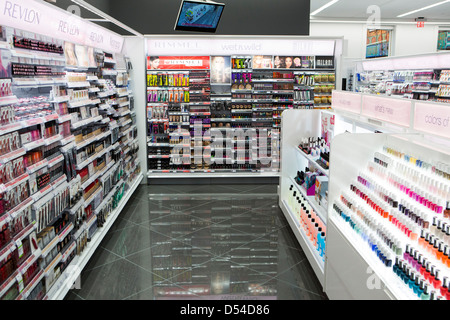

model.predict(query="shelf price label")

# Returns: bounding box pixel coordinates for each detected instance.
[331,91,361,114]
[414,101,450,139]
[361,95,412,127]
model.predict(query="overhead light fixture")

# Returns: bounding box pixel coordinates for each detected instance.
[397,0,450,18]
[311,0,340,16]
[71,0,144,37]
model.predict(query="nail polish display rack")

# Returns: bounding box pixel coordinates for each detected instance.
[326,133,450,300]
[146,55,335,177]
[0,26,142,300]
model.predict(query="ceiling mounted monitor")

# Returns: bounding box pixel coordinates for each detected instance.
[174,0,225,33]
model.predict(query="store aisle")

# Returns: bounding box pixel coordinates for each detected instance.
[65,184,327,300]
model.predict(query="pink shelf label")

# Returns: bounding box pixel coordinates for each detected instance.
[414,102,450,139]
[331,91,361,113]
[362,95,412,127]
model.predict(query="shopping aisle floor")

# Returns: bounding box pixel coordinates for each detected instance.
[65,184,327,300]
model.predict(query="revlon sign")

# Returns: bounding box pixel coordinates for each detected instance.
[0,0,124,53]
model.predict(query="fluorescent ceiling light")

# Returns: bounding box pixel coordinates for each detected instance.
[397,0,450,18]
[71,0,144,37]
[87,19,109,22]
[311,0,340,16]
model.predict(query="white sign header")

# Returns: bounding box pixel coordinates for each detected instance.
[147,37,336,56]
[0,0,124,53]
[362,53,450,71]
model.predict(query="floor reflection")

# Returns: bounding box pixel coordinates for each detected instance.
[148,194,280,300]
[66,185,327,300]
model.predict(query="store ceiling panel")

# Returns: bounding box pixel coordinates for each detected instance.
[310,0,450,21]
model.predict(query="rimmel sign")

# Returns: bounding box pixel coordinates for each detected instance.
[3,0,41,25]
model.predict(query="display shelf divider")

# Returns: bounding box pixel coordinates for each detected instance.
[44,173,143,300]
[16,269,45,300]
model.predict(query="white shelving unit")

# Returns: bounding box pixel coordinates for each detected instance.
[44,173,143,300]
[326,133,450,300]
[278,109,327,287]
[0,3,143,300]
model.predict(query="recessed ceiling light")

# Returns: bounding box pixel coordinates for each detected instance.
[397,0,450,18]
[311,0,340,16]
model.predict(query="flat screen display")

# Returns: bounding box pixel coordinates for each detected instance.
[174,0,225,33]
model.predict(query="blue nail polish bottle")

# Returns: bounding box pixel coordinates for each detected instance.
[415,278,423,298]
[408,272,415,290]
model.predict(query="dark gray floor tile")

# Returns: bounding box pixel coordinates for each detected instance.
[99,224,154,258]
[75,258,155,300]
[274,259,327,300]
[66,182,327,300]
[83,246,123,273]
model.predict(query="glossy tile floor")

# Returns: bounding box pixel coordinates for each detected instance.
[65,184,328,300]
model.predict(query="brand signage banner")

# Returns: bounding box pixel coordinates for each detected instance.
[361,95,412,127]
[414,102,450,139]
[332,91,362,114]
[147,38,335,56]
[147,56,210,70]
[0,0,124,53]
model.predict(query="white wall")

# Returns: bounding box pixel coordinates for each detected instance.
[310,22,366,60]
[310,21,444,60]
[393,24,440,57]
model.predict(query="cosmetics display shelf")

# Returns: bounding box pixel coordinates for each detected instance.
[43,172,143,300]
[328,209,416,300]
[146,56,336,177]
[278,109,331,287]
[296,147,329,177]
[325,133,450,300]
[279,199,325,280]
[289,176,327,224]
[0,24,142,299]
[355,68,450,104]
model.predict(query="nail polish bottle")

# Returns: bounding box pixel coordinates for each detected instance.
[445,225,450,246]
[404,267,411,285]
[436,242,444,261]
[440,276,448,297]
[413,275,422,297]
[430,290,438,300]
[393,256,400,275]
[444,200,450,219]
[430,216,438,235]
[433,269,442,290]
[404,244,410,261]
[409,271,417,290]
[442,245,449,264]
[420,283,430,300]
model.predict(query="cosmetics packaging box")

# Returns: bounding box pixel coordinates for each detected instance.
[305,172,317,196]
[315,176,329,208]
